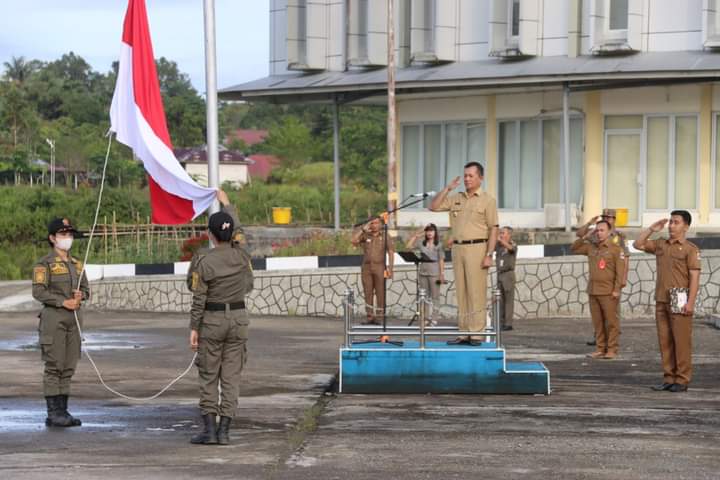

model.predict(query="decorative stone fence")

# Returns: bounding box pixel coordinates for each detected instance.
[87,250,720,319]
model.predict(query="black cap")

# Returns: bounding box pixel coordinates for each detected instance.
[208,211,234,241]
[48,217,81,236]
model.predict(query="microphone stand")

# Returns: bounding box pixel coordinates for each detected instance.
[352,194,430,346]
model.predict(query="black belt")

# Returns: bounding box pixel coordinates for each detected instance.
[205,301,246,311]
[453,239,487,245]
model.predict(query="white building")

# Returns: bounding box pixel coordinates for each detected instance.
[177,146,251,187]
[222,0,720,229]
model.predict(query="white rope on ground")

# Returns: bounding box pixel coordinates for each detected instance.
[71,132,197,401]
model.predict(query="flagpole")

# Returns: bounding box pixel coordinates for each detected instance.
[203,0,220,214]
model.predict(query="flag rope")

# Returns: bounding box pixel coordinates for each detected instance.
[72,132,198,401]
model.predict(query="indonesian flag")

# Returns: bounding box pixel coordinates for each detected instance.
[110,0,215,224]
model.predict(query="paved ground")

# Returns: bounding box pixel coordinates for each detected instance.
[1,310,719,479]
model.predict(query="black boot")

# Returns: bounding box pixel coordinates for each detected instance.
[190,414,218,445]
[216,416,232,445]
[59,395,82,427]
[45,396,73,427]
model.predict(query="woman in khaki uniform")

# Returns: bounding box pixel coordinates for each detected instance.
[188,190,254,445]
[32,217,89,427]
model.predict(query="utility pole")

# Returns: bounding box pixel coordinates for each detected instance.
[45,138,55,188]
[203,0,220,214]
[387,0,398,228]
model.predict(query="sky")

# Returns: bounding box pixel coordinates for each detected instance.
[0,0,269,92]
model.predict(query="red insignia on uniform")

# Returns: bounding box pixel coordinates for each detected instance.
[598,258,606,270]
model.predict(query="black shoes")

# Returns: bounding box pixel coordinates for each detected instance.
[216,416,232,445]
[651,383,673,391]
[190,414,218,444]
[59,395,82,426]
[586,339,597,346]
[469,339,483,346]
[447,337,469,345]
[501,326,513,332]
[44,395,78,427]
[651,383,688,392]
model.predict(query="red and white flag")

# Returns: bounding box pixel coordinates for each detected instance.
[110,0,215,224]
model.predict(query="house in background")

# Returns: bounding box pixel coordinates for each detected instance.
[224,128,280,181]
[221,0,720,229]
[176,146,251,186]
[226,128,269,148]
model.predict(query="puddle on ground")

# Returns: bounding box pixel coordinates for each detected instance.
[0,332,158,352]
[0,410,125,432]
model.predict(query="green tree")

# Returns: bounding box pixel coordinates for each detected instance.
[262,116,320,168]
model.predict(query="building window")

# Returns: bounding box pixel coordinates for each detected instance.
[608,0,628,31]
[498,118,584,210]
[401,122,486,206]
[715,114,720,208]
[645,115,698,211]
[508,0,520,43]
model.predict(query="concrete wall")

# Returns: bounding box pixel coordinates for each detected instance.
[87,250,720,320]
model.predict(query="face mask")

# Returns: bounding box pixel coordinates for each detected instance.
[55,237,73,252]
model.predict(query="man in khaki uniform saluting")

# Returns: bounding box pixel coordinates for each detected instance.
[634,210,701,393]
[352,217,394,325]
[577,208,631,346]
[430,162,498,345]
[571,220,626,359]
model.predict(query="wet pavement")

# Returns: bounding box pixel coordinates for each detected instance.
[1,310,719,479]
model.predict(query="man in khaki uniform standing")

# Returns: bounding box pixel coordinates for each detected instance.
[430,162,498,345]
[634,210,701,393]
[572,221,626,359]
[495,226,517,332]
[188,190,254,445]
[32,217,89,427]
[352,217,394,325]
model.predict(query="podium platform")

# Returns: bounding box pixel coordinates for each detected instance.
[340,341,550,394]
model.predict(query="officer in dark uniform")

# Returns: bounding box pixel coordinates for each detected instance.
[188,190,254,445]
[32,217,89,427]
[495,226,517,331]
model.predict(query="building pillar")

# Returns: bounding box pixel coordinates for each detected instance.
[699,84,712,225]
[485,95,497,198]
[583,91,603,223]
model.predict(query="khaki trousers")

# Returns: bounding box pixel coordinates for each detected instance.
[451,243,488,335]
[39,310,81,396]
[498,271,515,328]
[588,295,620,354]
[655,302,693,385]
[361,264,385,320]
[196,310,249,418]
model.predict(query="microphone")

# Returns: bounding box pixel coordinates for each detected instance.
[409,191,436,198]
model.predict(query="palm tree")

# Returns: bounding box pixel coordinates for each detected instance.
[3,56,35,84]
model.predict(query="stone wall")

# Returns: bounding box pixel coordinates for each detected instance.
[87,251,720,319]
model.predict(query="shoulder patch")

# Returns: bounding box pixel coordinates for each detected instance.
[190,271,200,291]
[33,266,48,285]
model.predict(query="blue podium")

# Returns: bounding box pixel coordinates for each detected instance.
[340,340,550,394]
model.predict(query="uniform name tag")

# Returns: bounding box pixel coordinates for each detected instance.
[50,263,69,275]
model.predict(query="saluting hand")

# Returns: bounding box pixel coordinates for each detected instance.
[650,219,668,232]
[589,215,601,225]
[447,176,461,191]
